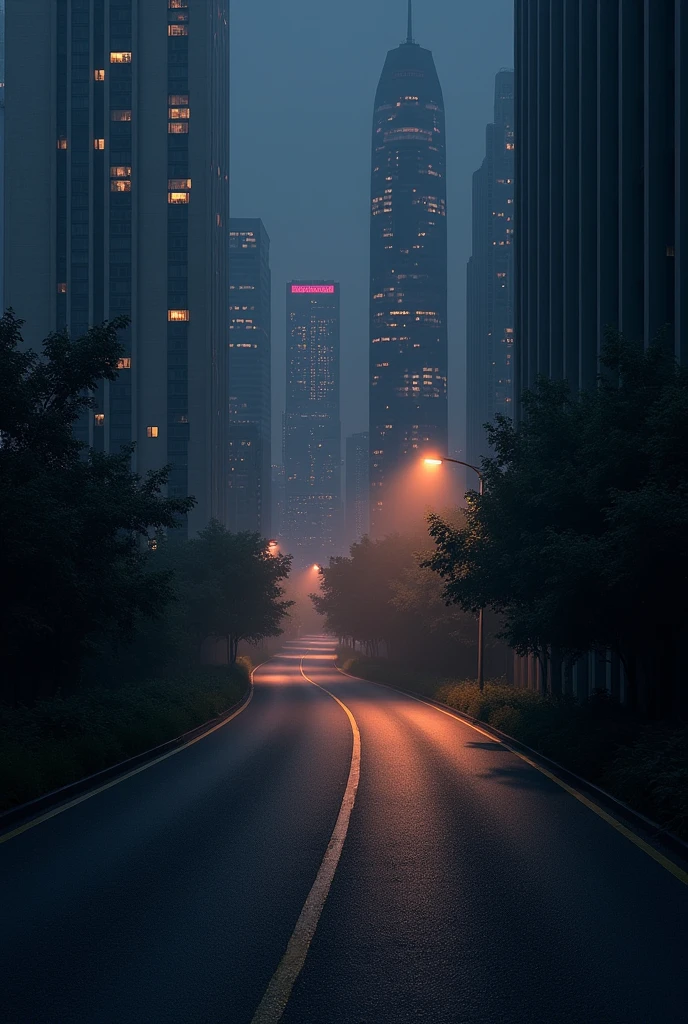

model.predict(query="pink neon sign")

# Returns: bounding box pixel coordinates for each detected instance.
[290,285,336,294]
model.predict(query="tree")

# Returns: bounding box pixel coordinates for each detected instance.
[160,522,294,664]
[0,311,194,702]
[426,333,688,717]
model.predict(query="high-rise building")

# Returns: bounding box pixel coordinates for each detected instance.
[0,0,5,311]
[3,0,229,536]
[369,2,448,536]
[345,432,370,547]
[466,70,515,467]
[514,1,688,696]
[284,281,341,565]
[515,0,687,400]
[228,219,271,536]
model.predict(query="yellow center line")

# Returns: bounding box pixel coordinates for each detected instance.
[250,653,361,1024]
[0,672,258,846]
[336,662,688,887]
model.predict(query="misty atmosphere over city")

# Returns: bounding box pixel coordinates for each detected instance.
[0,2,687,1022]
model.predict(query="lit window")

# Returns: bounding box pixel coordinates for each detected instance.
[168,178,191,189]
[94,69,105,81]
[57,282,67,294]
[110,52,132,63]
[168,309,190,322]
[95,414,105,427]
[111,110,132,121]
[57,137,68,150]
[168,95,189,106]
[110,166,132,178]
[169,0,188,7]
[117,357,132,369]
[148,538,158,551]
[111,180,131,192]
[168,24,189,36]
[169,107,190,119]
[94,138,105,150]
[168,192,189,204]
[168,123,189,134]
[147,426,159,438]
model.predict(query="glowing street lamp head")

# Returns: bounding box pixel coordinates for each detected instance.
[424,458,443,467]
[312,563,322,572]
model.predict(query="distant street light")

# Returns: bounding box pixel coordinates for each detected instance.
[423,455,486,691]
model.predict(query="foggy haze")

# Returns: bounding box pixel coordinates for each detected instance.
[230,0,514,460]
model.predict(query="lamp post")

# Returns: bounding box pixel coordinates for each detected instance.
[424,456,486,691]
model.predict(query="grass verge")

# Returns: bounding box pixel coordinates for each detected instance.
[0,662,250,813]
[338,649,688,842]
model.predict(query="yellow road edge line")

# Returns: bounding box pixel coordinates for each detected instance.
[0,669,261,846]
[250,655,361,1024]
[336,662,688,887]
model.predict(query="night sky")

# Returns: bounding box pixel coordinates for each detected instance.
[230,0,514,461]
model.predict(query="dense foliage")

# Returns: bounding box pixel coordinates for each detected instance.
[0,312,294,705]
[426,334,688,718]
[0,312,192,703]
[312,529,485,678]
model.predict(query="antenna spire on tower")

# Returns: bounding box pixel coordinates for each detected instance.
[407,0,414,44]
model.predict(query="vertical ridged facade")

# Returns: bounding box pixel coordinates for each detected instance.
[466,70,515,468]
[3,0,229,534]
[515,0,687,401]
[369,29,448,536]
[514,0,687,695]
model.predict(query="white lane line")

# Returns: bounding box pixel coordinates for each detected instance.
[0,668,261,846]
[250,654,361,1024]
[336,663,688,887]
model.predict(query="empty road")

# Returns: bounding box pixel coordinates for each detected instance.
[1,636,686,1023]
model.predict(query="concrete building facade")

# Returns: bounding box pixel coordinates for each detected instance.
[3,0,230,536]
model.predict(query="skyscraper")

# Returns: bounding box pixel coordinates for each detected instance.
[228,219,271,536]
[3,0,229,536]
[284,282,341,565]
[466,70,515,468]
[345,432,370,547]
[515,0,687,400]
[369,1,448,536]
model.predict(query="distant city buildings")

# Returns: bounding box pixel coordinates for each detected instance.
[515,0,688,399]
[228,219,271,536]
[466,70,515,468]
[284,282,341,565]
[2,0,230,536]
[345,432,370,547]
[270,463,286,541]
[369,7,448,537]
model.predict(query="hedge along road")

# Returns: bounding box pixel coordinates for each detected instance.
[0,637,687,1023]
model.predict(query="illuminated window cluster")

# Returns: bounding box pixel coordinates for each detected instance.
[110,52,132,64]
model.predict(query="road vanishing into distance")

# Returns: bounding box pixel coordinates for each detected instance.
[1,637,687,1023]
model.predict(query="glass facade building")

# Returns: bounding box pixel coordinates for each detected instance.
[466,70,515,467]
[345,432,370,548]
[284,282,341,566]
[3,0,230,535]
[228,219,272,536]
[368,12,448,537]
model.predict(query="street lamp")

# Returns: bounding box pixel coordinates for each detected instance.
[423,456,486,692]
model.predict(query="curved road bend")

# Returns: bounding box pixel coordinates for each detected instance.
[0,637,686,1023]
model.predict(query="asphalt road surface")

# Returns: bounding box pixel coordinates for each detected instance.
[1,636,687,1023]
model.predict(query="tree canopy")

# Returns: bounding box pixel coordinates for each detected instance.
[425,334,688,717]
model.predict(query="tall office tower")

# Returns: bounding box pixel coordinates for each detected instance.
[0,0,5,311]
[345,432,370,547]
[466,70,515,468]
[228,220,271,536]
[3,0,229,536]
[270,464,285,540]
[369,2,448,536]
[515,0,687,399]
[284,282,341,565]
